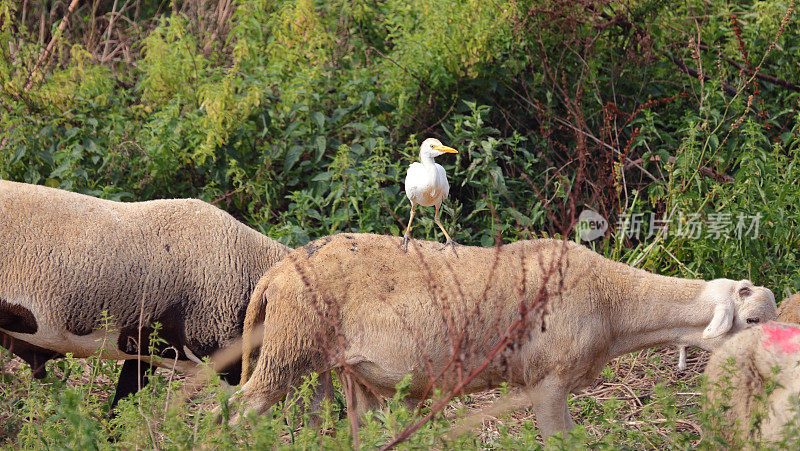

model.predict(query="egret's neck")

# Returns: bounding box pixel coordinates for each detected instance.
[419,152,436,167]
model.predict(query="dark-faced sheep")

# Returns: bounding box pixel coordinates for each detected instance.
[238,233,777,437]
[0,180,290,408]
[704,321,800,443]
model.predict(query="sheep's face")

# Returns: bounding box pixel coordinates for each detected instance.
[734,280,777,327]
[702,279,777,340]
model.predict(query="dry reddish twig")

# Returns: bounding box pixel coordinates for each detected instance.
[668,53,738,97]
[380,242,569,450]
[22,0,81,92]
[101,0,121,62]
[694,42,800,92]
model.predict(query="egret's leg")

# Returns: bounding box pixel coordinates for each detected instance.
[434,203,458,254]
[401,203,416,252]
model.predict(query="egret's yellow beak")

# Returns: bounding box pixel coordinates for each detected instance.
[432,145,458,154]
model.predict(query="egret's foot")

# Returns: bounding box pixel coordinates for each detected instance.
[400,234,411,252]
[438,239,459,256]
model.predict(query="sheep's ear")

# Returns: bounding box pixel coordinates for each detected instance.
[703,302,735,339]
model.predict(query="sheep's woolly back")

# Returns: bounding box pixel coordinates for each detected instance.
[778,293,800,324]
[0,180,290,372]
[704,322,800,443]
[241,235,577,381]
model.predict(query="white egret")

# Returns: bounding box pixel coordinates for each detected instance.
[401,138,458,252]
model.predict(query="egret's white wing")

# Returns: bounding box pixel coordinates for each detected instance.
[434,163,450,201]
[405,162,428,203]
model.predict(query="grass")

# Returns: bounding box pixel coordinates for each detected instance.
[441,346,709,448]
[0,344,716,449]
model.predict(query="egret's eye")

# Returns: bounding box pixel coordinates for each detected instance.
[739,286,752,297]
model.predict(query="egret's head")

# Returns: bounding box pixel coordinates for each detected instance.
[420,138,458,160]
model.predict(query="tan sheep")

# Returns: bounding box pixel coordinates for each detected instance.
[0,180,290,408]
[703,321,800,443]
[238,233,777,437]
[778,292,800,324]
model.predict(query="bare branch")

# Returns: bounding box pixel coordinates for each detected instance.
[23,0,81,92]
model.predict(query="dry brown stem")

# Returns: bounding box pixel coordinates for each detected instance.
[23,0,81,92]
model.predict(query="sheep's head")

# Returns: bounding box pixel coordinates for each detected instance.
[701,279,777,340]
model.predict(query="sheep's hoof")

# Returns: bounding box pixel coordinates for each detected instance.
[400,234,411,252]
[439,239,459,256]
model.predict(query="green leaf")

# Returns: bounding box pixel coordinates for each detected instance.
[314,136,326,161]
[361,91,375,110]
[506,207,532,227]
[50,161,73,178]
[11,146,26,165]
[311,112,325,131]
[284,145,303,172]
[311,172,332,182]
[376,100,395,112]
[709,133,719,150]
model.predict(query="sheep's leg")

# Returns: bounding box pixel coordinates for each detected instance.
[528,374,572,438]
[311,370,334,411]
[434,203,458,255]
[236,375,292,422]
[337,372,382,444]
[0,332,61,379]
[563,402,574,429]
[401,203,416,252]
[402,396,423,411]
[346,375,381,418]
[677,346,687,371]
[109,359,152,414]
[308,370,336,428]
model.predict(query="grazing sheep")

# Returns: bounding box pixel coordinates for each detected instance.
[238,233,777,437]
[704,321,800,443]
[778,292,800,324]
[0,180,290,408]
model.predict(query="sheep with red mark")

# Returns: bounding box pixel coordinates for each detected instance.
[704,321,800,442]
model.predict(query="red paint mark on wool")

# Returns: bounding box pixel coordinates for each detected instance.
[762,323,800,354]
